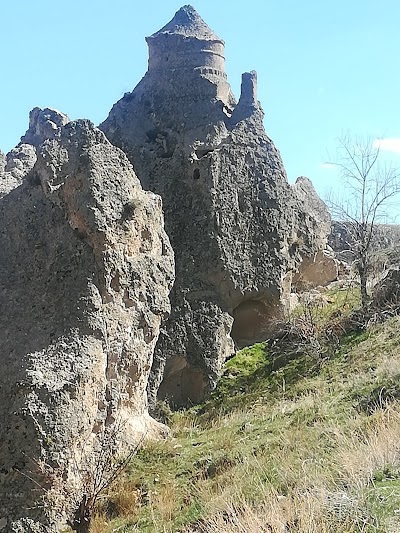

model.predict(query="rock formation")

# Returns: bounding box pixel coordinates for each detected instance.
[100,5,330,406]
[0,114,174,531]
[291,177,338,290]
[373,266,400,307]
[329,221,400,262]
[0,108,70,199]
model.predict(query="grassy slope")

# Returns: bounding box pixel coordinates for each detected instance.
[90,289,400,532]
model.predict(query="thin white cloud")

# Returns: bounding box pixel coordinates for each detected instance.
[320,162,336,169]
[373,138,400,154]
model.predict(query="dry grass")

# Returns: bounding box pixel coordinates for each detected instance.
[338,406,400,489]
[85,315,400,532]
[86,514,109,533]
[192,405,400,532]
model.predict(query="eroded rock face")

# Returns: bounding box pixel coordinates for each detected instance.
[329,221,400,263]
[0,119,174,531]
[21,107,70,146]
[292,176,331,250]
[291,177,337,290]
[373,267,400,306]
[292,250,338,291]
[0,144,37,197]
[0,150,6,173]
[0,108,70,199]
[101,5,329,406]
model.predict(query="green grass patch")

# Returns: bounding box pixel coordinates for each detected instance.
[91,306,400,532]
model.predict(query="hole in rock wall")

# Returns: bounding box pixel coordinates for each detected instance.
[231,299,278,348]
[195,148,214,159]
[158,355,207,407]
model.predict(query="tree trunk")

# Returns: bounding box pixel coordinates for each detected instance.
[72,498,91,533]
[360,271,369,308]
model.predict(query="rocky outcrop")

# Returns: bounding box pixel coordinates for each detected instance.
[373,267,400,307]
[0,150,6,173]
[0,108,70,199]
[329,221,400,263]
[0,118,174,531]
[0,143,37,197]
[291,249,338,291]
[292,177,331,251]
[101,5,329,406]
[20,107,70,147]
[292,177,338,290]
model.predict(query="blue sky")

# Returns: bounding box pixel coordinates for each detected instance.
[1,0,399,198]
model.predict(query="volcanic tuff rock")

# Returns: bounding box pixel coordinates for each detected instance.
[292,177,338,290]
[329,221,400,262]
[0,116,174,531]
[0,143,37,197]
[101,5,330,406]
[20,107,70,146]
[292,176,331,250]
[373,267,400,307]
[0,108,70,199]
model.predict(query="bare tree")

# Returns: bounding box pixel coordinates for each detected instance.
[326,133,400,307]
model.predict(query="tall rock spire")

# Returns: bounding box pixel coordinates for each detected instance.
[145,4,229,99]
[101,6,330,408]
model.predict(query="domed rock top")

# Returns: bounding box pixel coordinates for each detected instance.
[148,5,223,42]
[145,5,226,79]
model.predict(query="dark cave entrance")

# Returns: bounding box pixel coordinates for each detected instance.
[157,355,207,407]
[230,298,279,348]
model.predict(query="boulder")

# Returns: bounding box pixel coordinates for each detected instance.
[372,267,400,307]
[0,119,174,531]
[292,250,339,291]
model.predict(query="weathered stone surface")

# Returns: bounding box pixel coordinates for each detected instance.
[373,267,400,306]
[292,176,331,250]
[329,221,400,263]
[0,119,174,531]
[0,108,70,199]
[292,249,338,291]
[0,144,37,197]
[291,177,337,290]
[101,6,329,407]
[20,107,70,146]
[0,150,5,173]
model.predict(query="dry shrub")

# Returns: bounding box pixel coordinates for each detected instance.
[87,513,108,533]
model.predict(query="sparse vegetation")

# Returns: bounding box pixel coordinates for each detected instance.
[326,132,400,307]
[69,287,400,532]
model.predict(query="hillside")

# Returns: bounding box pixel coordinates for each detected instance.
[78,287,400,532]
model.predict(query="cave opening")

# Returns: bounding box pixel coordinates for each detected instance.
[230,299,277,348]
